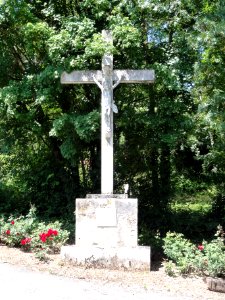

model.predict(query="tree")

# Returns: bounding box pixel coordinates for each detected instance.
[191,0,225,222]
[0,0,217,230]
[0,0,96,216]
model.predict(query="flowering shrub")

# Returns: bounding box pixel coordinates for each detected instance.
[163,225,225,278]
[39,228,58,243]
[198,245,204,251]
[21,237,32,245]
[21,237,32,251]
[0,207,69,260]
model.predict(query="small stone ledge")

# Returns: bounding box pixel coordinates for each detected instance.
[86,194,128,199]
[61,245,151,271]
[204,277,225,293]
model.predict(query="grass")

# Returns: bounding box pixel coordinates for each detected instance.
[139,189,221,256]
[168,190,221,242]
[170,191,212,213]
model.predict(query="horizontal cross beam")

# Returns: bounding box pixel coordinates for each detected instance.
[61,70,155,84]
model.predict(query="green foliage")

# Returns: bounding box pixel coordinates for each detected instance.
[164,260,176,277]
[163,226,225,278]
[171,189,213,214]
[163,232,196,274]
[191,1,225,197]
[139,228,163,260]
[168,191,218,242]
[0,206,69,260]
[0,0,224,239]
[211,193,225,222]
[50,111,100,142]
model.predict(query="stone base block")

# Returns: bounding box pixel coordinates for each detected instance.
[61,245,151,271]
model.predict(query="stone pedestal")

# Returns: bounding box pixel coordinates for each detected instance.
[61,195,151,271]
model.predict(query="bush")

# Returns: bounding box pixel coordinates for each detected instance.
[0,206,69,260]
[163,225,225,278]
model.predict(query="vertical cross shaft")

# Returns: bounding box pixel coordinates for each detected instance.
[101,30,114,194]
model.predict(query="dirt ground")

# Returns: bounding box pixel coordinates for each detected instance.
[0,244,224,300]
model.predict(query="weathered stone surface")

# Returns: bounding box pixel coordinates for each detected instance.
[75,197,137,248]
[96,207,117,227]
[113,69,155,83]
[60,70,155,85]
[204,277,225,293]
[61,70,102,84]
[86,194,127,199]
[61,245,151,271]
[61,195,151,271]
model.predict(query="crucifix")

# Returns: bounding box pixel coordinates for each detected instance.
[61,30,155,194]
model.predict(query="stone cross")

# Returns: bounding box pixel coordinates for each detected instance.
[61,30,155,194]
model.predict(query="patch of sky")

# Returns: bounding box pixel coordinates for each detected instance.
[147,24,169,44]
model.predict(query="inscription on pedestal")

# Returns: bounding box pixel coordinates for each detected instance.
[76,197,137,247]
[96,207,117,227]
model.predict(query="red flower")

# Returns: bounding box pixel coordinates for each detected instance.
[39,229,58,242]
[47,228,54,237]
[198,245,204,251]
[11,220,15,225]
[39,233,47,243]
[6,229,10,235]
[21,239,26,245]
[21,237,32,245]
[47,228,58,236]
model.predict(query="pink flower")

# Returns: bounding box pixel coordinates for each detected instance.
[11,220,15,225]
[6,229,10,235]
[198,245,204,251]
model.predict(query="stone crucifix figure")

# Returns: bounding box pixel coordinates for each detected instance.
[61,30,155,194]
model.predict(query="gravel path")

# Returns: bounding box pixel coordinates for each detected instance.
[0,246,224,300]
[0,262,180,300]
